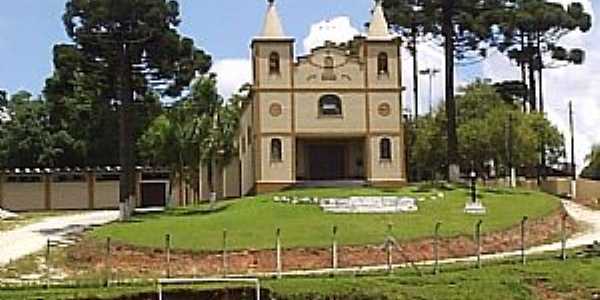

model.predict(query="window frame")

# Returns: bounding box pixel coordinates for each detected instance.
[380,138,392,161]
[318,94,343,117]
[269,52,281,75]
[270,138,283,162]
[377,52,389,76]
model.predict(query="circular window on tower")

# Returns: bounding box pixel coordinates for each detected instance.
[378,102,391,117]
[269,103,283,117]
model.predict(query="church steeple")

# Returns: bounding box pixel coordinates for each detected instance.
[259,0,287,39]
[367,0,392,40]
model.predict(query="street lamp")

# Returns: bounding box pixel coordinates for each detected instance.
[419,68,441,114]
[470,169,477,204]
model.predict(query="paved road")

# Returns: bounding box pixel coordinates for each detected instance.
[0,211,119,266]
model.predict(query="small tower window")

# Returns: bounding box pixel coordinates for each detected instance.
[380,138,392,160]
[269,52,280,75]
[271,138,282,162]
[319,94,342,116]
[377,52,389,75]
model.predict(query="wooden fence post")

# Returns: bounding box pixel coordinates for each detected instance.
[332,225,338,273]
[276,228,282,279]
[475,220,483,269]
[561,213,567,261]
[222,229,228,276]
[521,216,528,265]
[165,234,171,278]
[45,239,51,289]
[433,222,442,275]
[105,237,111,287]
[387,223,393,274]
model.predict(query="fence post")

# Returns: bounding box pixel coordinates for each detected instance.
[561,213,567,261]
[222,229,228,276]
[332,225,338,273]
[475,220,483,269]
[276,228,282,279]
[165,234,171,278]
[105,237,111,287]
[45,239,51,289]
[387,223,393,274]
[433,222,442,275]
[521,216,528,265]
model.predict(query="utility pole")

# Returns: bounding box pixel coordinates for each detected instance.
[419,68,441,114]
[569,101,576,199]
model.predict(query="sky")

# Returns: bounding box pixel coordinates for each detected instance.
[0,0,598,172]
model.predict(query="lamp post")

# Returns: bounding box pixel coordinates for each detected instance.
[419,68,441,114]
[470,169,477,204]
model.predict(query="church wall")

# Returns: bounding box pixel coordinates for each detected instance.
[294,92,367,134]
[259,135,294,182]
[366,43,401,89]
[369,92,402,133]
[294,49,364,89]
[239,104,255,196]
[259,92,292,134]
[368,135,406,184]
[253,42,293,89]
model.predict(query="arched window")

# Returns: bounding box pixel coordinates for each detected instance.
[319,94,342,116]
[269,52,280,75]
[380,138,392,160]
[271,138,282,162]
[377,52,389,75]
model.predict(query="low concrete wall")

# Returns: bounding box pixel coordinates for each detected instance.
[2,182,46,211]
[52,182,88,210]
[93,181,120,209]
[540,177,571,197]
[577,179,600,201]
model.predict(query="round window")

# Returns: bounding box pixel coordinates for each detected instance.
[269,103,283,117]
[378,103,391,117]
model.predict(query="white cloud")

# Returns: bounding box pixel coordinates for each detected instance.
[302,16,361,54]
[210,58,252,100]
[481,0,598,172]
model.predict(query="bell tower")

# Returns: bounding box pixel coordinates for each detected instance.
[251,0,296,193]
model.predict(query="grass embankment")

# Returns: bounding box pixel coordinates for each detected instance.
[91,186,560,251]
[1,254,599,300]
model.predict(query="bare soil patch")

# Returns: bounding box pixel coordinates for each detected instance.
[64,208,576,278]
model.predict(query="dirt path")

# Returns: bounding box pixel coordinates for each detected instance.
[0,211,119,266]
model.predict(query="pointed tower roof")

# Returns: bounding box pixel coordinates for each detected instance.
[257,0,290,40]
[367,0,392,41]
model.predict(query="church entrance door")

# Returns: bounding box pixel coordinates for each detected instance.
[308,144,346,180]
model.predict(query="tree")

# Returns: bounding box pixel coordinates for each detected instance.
[406,81,564,180]
[581,144,600,180]
[1,91,75,168]
[139,75,242,205]
[61,0,212,218]
[496,0,592,112]
[384,0,508,181]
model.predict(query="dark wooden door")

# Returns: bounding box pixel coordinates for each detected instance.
[309,145,345,180]
[141,182,166,207]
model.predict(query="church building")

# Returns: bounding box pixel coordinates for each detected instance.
[204,0,407,198]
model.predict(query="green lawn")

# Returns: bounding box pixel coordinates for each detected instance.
[91,186,560,251]
[1,254,599,299]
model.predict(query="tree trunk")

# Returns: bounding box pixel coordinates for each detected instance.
[412,22,419,121]
[443,1,460,182]
[119,43,136,221]
[527,32,537,112]
[520,32,529,113]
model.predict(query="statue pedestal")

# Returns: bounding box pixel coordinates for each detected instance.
[464,201,487,215]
